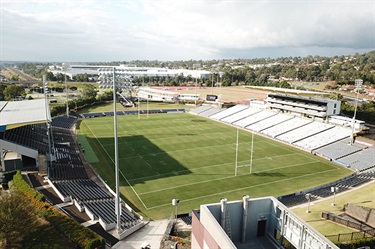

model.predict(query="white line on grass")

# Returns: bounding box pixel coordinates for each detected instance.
[146,167,339,210]
[138,159,320,195]
[83,120,149,209]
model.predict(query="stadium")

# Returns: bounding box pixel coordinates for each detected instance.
[0,87,374,248]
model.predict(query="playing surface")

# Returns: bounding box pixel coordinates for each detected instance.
[78,113,352,219]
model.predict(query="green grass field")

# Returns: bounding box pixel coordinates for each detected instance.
[77,113,353,219]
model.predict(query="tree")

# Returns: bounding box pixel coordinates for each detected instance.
[0,190,37,248]
[3,84,26,100]
[81,84,97,100]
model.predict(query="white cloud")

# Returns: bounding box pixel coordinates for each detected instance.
[1,0,374,61]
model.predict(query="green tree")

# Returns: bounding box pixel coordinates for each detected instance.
[81,84,97,100]
[0,190,37,248]
[3,84,26,100]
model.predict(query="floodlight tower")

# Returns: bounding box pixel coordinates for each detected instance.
[43,75,53,176]
[98,67,132,233]
[350,79,363,145]
[62,63,69,118]
[193,64,200,107]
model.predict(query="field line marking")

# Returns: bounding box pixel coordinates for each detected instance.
[137,160,319,195]
[83,120,149,210]
[127,153,318,183]
[146,168,339,210]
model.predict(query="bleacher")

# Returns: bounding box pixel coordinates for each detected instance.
[276,121,334,144]
[313,140,362,160]
[210,105,248,120]
[189,105,212,115]
[245,112,294,132]
[51,116,77,129]
[262,117,311,138]
[336,148,375,171]
[49,163,88,180]
[84,200,140,231]
[199,107,221,117]
[221,106,261,124]
[233,110,277,128]
[294,126,351,152]
[54,179,112,202]
[3,124,49,153]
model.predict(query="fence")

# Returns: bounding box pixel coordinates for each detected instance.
[326,231,370,243]
[322,211,375,243]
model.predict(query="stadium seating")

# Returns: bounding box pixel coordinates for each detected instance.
[199,107,221,117]
[337,148,375,171]
[221,106,262,124]
[54,179,112,202]
[313,140,363,160]
[189,105,212,114]
[261,117,311,138]
[294,126,351,152]
[233,110,276,128]
[244,112,294,132]
[210,105,249,120]
[49,163,88,180]
[51,116,77,129]
[276,121,334,144]
[84,200,140,231]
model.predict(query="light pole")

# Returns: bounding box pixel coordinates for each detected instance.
[331,186,339,206]
[249,131,254,174]
[305,193,311,213]
[98,67,132,234]
[172,199,180,222]
[62,63,69,118]
[193,64,200,107]
[43,75,53,176]
[350,79,363,145]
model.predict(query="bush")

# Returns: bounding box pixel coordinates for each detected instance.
[13,171,104,249]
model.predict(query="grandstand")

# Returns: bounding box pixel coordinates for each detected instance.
[245,113,290,132]
[209,104,248,120]
[192,103,375,174]
[276,121,334,144]
[223,107,262,124]
[0,99,146,243]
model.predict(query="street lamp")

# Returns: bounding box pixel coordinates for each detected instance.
[350,79,363,145]
[62,63,69,118]
[331,186,339,206]
[98,67,132,234]
[172,198,180,222]
[305,193,311,213]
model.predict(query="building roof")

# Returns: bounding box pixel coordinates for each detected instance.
[245,86,329,95]
[0,99,50,131]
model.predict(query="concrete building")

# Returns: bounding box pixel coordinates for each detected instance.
[192,196,338,249]
[266,93,341,121]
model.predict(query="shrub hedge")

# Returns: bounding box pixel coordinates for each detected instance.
[13,171,105,249]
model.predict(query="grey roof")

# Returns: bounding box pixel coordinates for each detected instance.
[0,99,50,130]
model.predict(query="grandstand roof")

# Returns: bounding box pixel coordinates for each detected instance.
[0,99,50,131]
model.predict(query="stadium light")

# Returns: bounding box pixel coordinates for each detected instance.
[172,198,180,222]
[249,131,254,174]
[62,63,69,118]
[235,128,239,176]
[305,193,311,213]
[331,186,339,206]
[193,64,200,107]
[350,79,363,145]
[43,75,53,176]
[98,66,132,234]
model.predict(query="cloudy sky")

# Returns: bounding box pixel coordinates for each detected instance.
[1,0,374,62]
